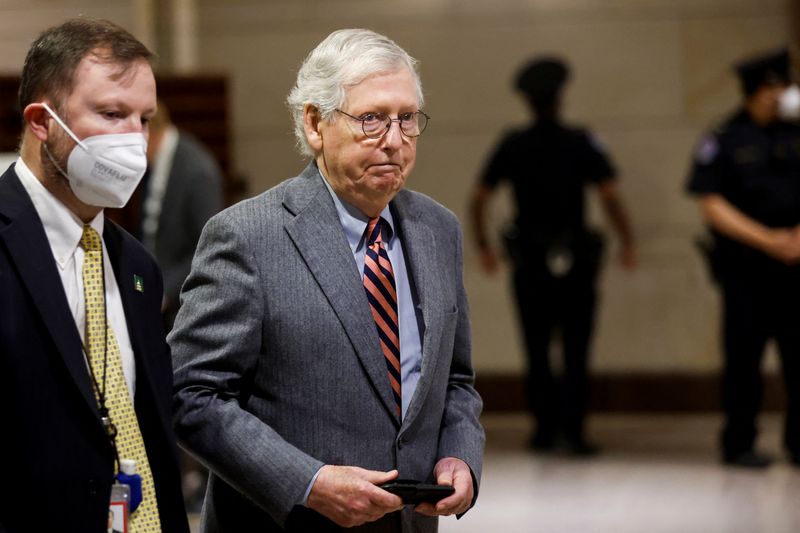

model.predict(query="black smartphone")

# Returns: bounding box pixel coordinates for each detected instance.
[379,479,455,504]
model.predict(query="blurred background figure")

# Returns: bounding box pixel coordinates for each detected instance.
[470,57,636,455]
[139,101,224,330]
[686,48,800,469]
[133,101,224,512]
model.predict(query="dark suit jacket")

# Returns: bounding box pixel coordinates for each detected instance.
[149,132,223,325]
[171,163,484,532]
[0,165,189,533]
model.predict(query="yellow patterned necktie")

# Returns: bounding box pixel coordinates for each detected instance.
[81,225,162,533]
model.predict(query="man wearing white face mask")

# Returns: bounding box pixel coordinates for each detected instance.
[40,101,150,209]
[687,48,800,470]
[0,18,189,532]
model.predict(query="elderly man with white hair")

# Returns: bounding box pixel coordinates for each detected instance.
[171,28,485,532]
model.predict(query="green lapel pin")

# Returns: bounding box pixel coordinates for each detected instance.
[133,274,144,293]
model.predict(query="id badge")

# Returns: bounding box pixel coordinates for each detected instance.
[109,482,131,533]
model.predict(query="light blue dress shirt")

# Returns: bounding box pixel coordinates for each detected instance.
[301,171,424,505]
[320,173,423,414]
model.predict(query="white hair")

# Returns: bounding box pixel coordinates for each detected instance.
[286,28,424,157]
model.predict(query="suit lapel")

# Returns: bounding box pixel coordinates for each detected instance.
[103,223,172,434]
[103,224,149,389]
[391,191,444,428]
[103,224,141,361]
[0,167,99,417]
[283,164,401,421]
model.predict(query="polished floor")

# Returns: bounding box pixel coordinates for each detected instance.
[441,413,800,533]
[188,413,800,532]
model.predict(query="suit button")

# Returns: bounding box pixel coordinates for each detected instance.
[87,479,98,495]
[397,437,406,449]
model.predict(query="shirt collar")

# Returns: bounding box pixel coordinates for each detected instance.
[151,125,179,180]
[15,156,104,268]
[317,166,395,253]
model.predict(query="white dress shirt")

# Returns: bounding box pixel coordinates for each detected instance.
[15,157,137,397]
[141,125,179,252]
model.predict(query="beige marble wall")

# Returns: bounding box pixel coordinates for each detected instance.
[0,0,790,374]
[0,1,137,72]
[192,0,789,374]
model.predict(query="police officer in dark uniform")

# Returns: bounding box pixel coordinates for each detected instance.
[687,48,800,468]
[470,57,636,454]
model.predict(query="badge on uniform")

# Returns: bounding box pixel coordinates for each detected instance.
[695,135,719,165]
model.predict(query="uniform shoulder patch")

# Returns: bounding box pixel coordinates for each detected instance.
[586,131,609,154]
[694,134,720,165]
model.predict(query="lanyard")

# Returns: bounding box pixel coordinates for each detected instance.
[80,256,120,469]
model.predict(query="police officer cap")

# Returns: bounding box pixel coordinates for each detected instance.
[734,48,790,96]
[515,57,570,98]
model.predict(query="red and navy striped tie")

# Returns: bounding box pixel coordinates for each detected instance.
[363,217,402,418]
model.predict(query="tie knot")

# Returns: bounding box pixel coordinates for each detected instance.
[366,216,393,247]
[80,225,102,252]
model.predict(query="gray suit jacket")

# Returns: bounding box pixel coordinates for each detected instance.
[170,163,484,532]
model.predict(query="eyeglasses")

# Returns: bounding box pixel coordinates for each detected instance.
[335,109,429,139]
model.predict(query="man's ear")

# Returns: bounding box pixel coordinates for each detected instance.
[303,104,324,152]
[23,103,52,142]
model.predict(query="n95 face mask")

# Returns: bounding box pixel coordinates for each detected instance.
[41,102,148,208]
